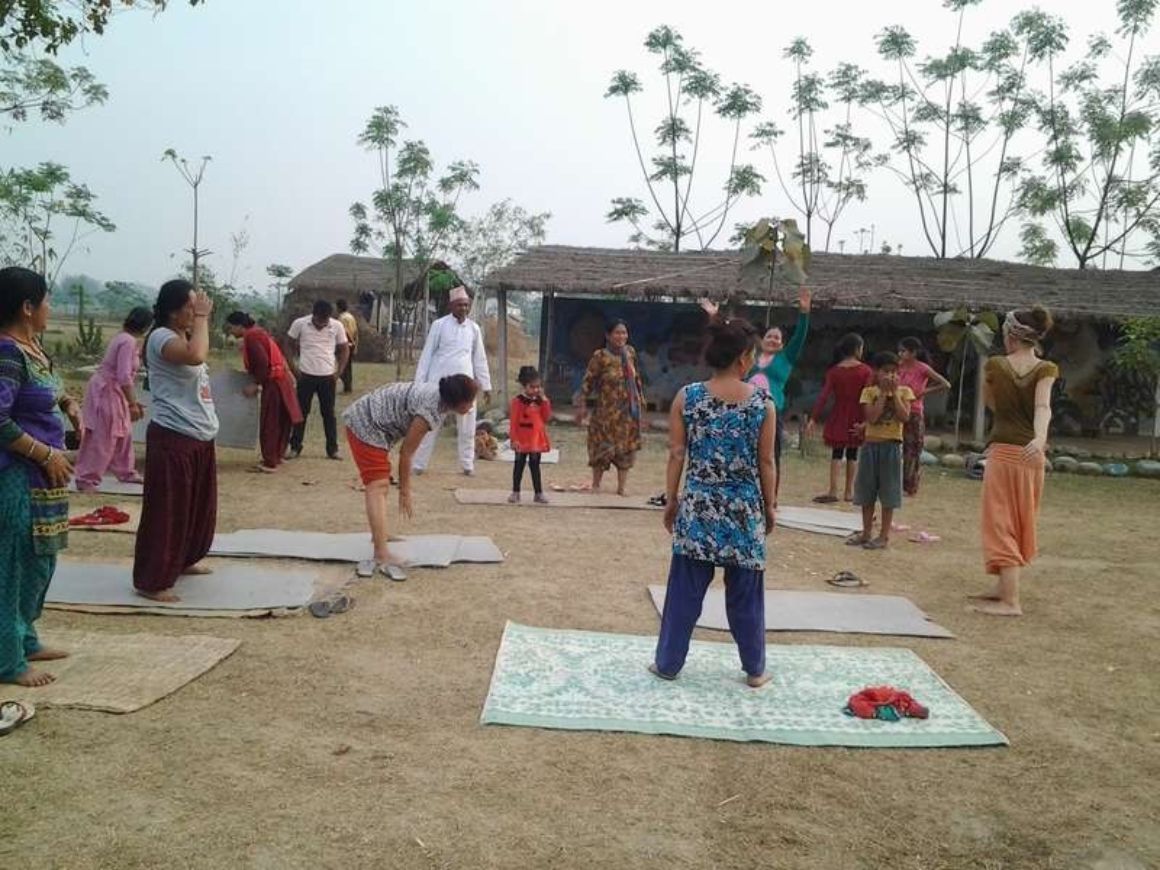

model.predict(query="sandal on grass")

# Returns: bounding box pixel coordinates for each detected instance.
[862,538,889,550]
[378,563,407,582]
[828,571,868,588]
[813,494,840,504]
[308,593,354,619]
[0,700,35,736]
[845,532,869,546]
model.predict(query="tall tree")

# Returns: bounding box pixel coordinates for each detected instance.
[862,1,1037,259]
[1018,0,1160,269]
[349,105,479,375]
[751,39,878,251]
[450,199,550,297]
[605,25,763,251]
[0,1,204,54]
[162,149,211,287]
[0,52,107,123]
[266,263,294,310]
[0,162,115,286]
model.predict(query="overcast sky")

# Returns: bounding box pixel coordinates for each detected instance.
[6,0,1157,290]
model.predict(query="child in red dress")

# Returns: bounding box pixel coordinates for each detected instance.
[508,366,552,504]
[807,333,872,503]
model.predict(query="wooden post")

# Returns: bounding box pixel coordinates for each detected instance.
[973,351,988,443]
[541,292,555,384]
[497,288,509,410]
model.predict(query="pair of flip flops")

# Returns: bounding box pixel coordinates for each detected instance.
[69,506,131,527]
[844,533,887,550]
[308,593,353,619]
[646,494,668,507]
[355,560,407,582]
[0,700,36,736]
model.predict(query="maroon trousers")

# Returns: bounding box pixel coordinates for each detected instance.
[259,376,300,468]
[133,423,218,592]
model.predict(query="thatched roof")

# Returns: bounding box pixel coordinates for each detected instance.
[288,254,423,297]
[484,246,1159,320]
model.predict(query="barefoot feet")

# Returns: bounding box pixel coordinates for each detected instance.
[27,647,69,662]
[134,588,181,603]
[648,663,677,681]
[181,563,213,576]
[10,666,56,687]
[746,673,772,688]
[969,601,1023,617]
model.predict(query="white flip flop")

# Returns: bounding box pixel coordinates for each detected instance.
[0,700,36,736]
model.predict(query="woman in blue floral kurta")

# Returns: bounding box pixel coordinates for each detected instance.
[653,313,777,688]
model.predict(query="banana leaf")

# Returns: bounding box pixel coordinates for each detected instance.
[937,323,966,353]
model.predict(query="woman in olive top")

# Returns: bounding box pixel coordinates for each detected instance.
[972,306,1057,617]
[746,286,810,503]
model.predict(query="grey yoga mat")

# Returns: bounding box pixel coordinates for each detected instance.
[133,369,259,450]
[647,585,954,639]
[68,476,144,496]
[46,562,318,611]
[209,530,504,567]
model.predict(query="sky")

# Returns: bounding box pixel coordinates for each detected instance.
[5,0,1158,292]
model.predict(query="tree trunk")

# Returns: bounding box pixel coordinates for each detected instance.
[953,343,969,451]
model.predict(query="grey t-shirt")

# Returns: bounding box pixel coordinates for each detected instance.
[343,382,444,449]
[146,327,220,441]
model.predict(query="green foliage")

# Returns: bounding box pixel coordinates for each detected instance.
[935,306,998,447]
[605,25,763,251]
[0,52,107,123]
[1017,0,1160,268]
[1018,222,1059,266]
[100,280,152,316]
[0,162,115,285]
[1112,316,1160,380]
[449,199,550,293]
[0,1,204,54]
[863,3,1038,258]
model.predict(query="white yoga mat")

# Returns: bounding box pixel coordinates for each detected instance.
[45,561,319,614]
[647,585,954,639]
[209,530,503,567]
[454,488,660,510]
[776,506,864,537]
[497,444,559,463]
[68,476,144,497]
[133,369,258,450]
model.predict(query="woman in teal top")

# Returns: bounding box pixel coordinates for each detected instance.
[746,286,810,502]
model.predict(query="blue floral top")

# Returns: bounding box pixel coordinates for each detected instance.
[673,382,769,569]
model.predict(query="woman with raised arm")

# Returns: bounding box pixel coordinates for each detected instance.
[132,280,219,603]
[971,307,1057,617]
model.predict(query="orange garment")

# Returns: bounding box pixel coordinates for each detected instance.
[346,429,392,485]
[509,394,552,453]
[980,443,1045,575]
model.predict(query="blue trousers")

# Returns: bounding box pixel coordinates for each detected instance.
[654,554,766,678]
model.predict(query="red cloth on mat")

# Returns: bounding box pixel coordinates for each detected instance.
[846,686,929,720]
[132,423,218,592]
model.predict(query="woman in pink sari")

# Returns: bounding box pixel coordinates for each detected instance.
[74,307,152,490]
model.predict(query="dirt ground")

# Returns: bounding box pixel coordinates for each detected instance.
[3,363,1159,870]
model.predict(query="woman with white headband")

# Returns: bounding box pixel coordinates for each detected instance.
[971,306,1057,617]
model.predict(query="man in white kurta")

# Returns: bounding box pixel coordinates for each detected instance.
[413,286,492,474]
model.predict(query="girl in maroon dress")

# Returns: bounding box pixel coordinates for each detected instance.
[224,311,303,472]
[807,333,872,503]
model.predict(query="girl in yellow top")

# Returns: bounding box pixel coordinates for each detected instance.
[848,351,914,550]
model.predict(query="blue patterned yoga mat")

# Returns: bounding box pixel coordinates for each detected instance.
[481,623,1007,748]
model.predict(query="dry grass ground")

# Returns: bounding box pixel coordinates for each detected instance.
[3,362,1159,870]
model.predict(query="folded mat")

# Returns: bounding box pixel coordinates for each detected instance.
[68,502,141,534]
[11,629,240,713]
[455,488,659,510]
[45,561,319,616]
[647,585,953,639]
[209,530,503,567]
[497,447,559,463]
[775,506,864,537]
[481,622,1004,747]
[67,476,143,497]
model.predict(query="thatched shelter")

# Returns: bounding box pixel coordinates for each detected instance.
[285,254,424,328]
[484,246,1160,438]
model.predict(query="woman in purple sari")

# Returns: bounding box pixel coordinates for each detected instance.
[0,267,80,687]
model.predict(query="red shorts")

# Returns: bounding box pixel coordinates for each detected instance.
[346,429,392,485]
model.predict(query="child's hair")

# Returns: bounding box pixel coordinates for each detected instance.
[832,332,864,364]
[517,365,541,386]
[123,306,153,335]
[898,336,931,363]
[703,316,758,370]
[870,350,899,370]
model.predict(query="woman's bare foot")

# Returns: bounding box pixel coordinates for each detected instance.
[135,588,181,603]
[966,588,1002,601]
[181,563,213,576]
[746,673,772,688]
[10,666,56,687]
[27,647,69,662]
[617,488,627,497]
[969,601,1023,617]
[648,663,677,681]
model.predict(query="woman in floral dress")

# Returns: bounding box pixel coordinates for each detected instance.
[653,314,777,688]
[575,320,644,495]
